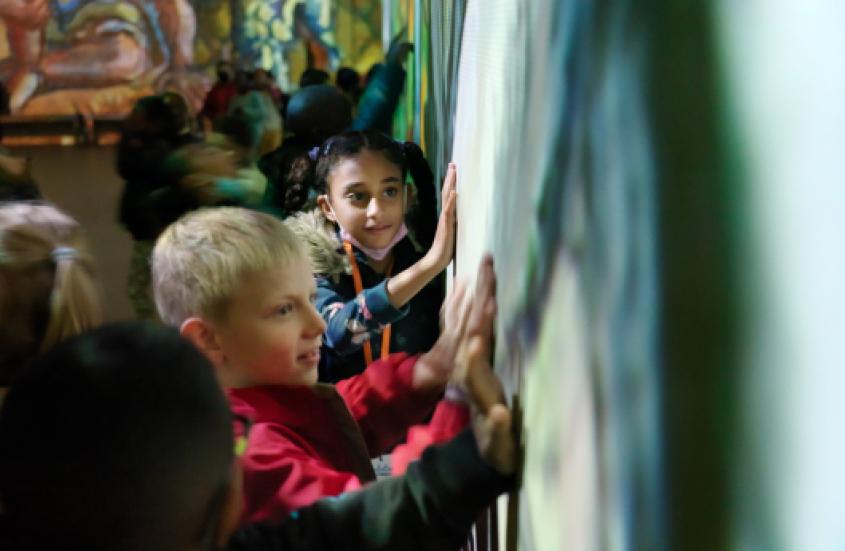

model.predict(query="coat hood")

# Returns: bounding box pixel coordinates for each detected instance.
[284,208,350,280]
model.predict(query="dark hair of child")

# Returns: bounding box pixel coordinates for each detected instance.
[123,95,180,141]
[234,70,257,94]
[299,68,331,89]
[213,112,261,155]
[0,321,234,551]
[284,85,352,144]
[216,60,234,83]
[336,66,362,102]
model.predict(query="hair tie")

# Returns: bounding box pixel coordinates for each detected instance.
[51,246,77,263]
[308,146,320,161]
[397,140,414,159]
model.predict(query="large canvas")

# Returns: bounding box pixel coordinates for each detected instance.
[434,1,663,549]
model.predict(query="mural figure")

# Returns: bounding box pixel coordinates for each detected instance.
[0,0,209,115]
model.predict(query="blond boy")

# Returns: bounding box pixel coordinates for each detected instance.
[152,207,473,523]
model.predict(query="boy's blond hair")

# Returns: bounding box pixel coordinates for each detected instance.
[152,207,305,326]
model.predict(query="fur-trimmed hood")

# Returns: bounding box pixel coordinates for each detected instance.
[284,208,350,280]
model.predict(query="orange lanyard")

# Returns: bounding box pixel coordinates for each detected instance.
[342,241,393,366]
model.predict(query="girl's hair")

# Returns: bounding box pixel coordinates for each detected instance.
[284,130,431,214]
[0,202,101,384]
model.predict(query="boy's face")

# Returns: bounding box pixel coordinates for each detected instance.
[210,259,326,387]
[321,150,406,251]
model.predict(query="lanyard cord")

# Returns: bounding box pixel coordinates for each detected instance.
[342,241,394,365]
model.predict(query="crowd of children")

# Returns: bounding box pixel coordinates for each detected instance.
[0,51,518,550]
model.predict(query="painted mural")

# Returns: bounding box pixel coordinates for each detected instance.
[0,0,381,116]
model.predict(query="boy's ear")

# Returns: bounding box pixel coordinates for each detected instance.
[317,195,336,222]
[180,317,225,367]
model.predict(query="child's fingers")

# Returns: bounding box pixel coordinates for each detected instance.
[454,287,473,338]
[443,280,469,332]
[467,296,496,360]
[466,255,497,342]
[465,336,505,414]
[441,163,457,196]
[476,297,497,360]
[447,287,473,354]
[475,254,496,299]
[447,279,468,311]
[482,404,516,474]
[444,187,457,218]
[466,337,516,474]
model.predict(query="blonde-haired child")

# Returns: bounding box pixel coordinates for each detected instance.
[152,206,475,523]
[0,201,101,392]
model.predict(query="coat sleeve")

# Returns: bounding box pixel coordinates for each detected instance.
[350,62,407,134]
[240,423,365,523]
[316,277,409,356]
[335,352,442,456]
[390,399,471,476]
[226,429,512,551]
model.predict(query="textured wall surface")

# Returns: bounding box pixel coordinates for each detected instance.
[412,2,664,549]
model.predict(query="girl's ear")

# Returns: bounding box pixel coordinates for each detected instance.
[317,195,336,222]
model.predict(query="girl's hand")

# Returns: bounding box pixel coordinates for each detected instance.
[385,164,456,309]
[423,163,457,272]
[386,27,414,65]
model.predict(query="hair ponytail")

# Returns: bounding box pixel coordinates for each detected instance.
[40,245,101,353]
[283,149,318,214]
[399,141,437,250]
[0,203,102,380]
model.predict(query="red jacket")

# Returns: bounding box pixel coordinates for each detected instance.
[228,352,469,523]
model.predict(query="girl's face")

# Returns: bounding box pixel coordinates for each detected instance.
[319,149,406,252]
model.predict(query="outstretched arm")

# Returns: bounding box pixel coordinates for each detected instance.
[231,263,517,549]
[391,254,501,474]
[350,30,413,134]
[316,277,410,355]
[384,163,456,308]
[227,429,512,551]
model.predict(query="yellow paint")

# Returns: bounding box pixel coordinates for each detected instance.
[258,3,274,22]
[271,19,292,41]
